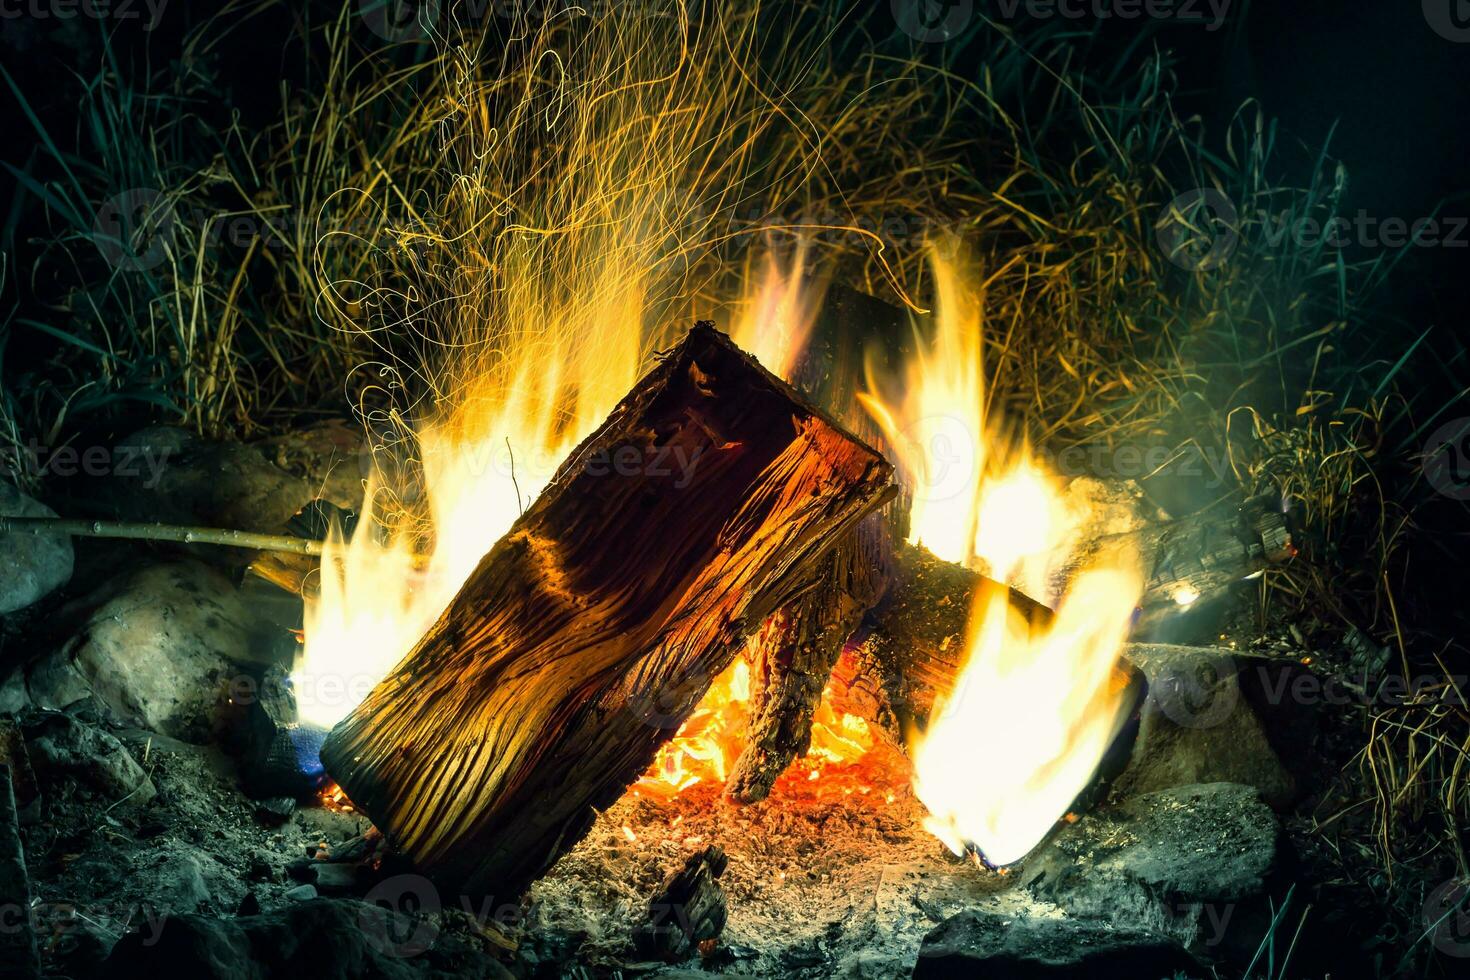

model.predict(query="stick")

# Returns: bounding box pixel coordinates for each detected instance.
[0,516,325,556]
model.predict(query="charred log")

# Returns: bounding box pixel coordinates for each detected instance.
[633,845,729,961]
[320,323,893,899]
[830,542,1053,735]
[725,514,891,803]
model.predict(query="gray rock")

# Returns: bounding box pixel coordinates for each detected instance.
[0,482,73,615]
[1117,646,1297,808]
[252,796,296,827]
[23,712,155,805]
[312,863,362,896]
[284,884,318,901]
[104,898,513,979]
[254,419,366,515]
[21,561,269,740]
[912,909,1201,979]
[154,850,213,912]
[102,426,317,533]
[1024,783,1278,954]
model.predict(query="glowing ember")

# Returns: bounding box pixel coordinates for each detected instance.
[862,246,1142,865]
[318,781,355,814]
[630,258,884,800]
[636,654,885,799]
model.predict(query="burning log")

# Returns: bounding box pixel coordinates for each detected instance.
[830,541,1053,735]
[320,323,893,899]
[725,515,891,803]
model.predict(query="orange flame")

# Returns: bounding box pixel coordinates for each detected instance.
[635,655,884,799]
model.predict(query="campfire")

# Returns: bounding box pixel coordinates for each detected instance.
[8,2,1460,978]
[285,245,1281,898]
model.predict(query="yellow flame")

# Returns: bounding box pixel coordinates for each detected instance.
[298,320,642,730]
[914,569,1140,864]
[860,245,1141,865]
[731,246,821,380]
[857,244,985,566]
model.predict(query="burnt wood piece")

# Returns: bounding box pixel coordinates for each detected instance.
[831,499,1293,736]
[725,515,891,803]
[1052,493,1293,633]
[633,845,729,961]
[830,542,1054,736]
[321,323,893,899]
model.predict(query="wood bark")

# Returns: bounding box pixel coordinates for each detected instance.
[320,323,893,899]
[829,541,1054,735]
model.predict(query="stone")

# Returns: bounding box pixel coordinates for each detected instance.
[286,859,318,884]
[312,862,362,896]
[154,851,213,913]
[284,884,318,902]
[1116,646,1298,809]
[0,481,73,615]
[254,419,366,516]
[104,898,512,979]
[912,909,1201,979]
[19,561,273,740]
[1024,783,1278,957]
[223,665,325,801]
[99,426,317,533]
[22,712,156,805]
[253,797,296,827]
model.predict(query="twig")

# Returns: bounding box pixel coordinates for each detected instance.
[0,516,324,556]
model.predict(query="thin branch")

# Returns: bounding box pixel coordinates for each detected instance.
[0,516,324,556]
